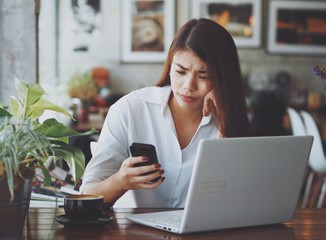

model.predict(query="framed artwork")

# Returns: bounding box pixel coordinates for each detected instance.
[191,0,262,48]
[63,0,103,53]
[121,0,175,63]
[267,1,326,56]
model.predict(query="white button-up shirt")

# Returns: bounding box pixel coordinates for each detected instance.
[80,86,218,208]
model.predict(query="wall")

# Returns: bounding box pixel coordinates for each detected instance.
[238,0,326,95]
[39,0,325,105]
[0,0,36,106]
[39,0,167,102]
[2,0,325,108]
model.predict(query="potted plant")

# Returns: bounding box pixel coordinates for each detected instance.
[67,71,98,122]
[0,77,96,238]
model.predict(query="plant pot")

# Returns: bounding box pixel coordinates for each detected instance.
[0,176,33,239]
[79,100,90,123]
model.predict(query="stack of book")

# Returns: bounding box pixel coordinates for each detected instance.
[30,185,80,208]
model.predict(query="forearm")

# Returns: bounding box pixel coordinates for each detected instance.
[82,173,127,205]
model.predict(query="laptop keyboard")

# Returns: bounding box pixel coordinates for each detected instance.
[148,215,181,228]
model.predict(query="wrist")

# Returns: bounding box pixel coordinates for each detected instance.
[111,172,128,194]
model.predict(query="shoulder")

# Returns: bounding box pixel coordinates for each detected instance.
[107,86,170,119]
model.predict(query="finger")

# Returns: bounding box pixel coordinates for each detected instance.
[207,90,217,108]
[145,168,164,183]
[130,167,164,184]
[124,163,161,183]
[136,163,161,173]
[135,176,166,189]
[125,156,148,167]
[203,98,212,116]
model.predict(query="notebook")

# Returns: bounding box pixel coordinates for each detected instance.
[126,135,313,234]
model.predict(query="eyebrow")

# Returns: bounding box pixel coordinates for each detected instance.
[175,63,207,74]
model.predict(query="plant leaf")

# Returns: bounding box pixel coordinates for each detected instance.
[2,78,95,200]
[9,96,21,118]
[0,107,12,117]
[15,76,45,107]
[34,118,98,138]
[37,163,52,186]
[51,140,85,183]
[27,98,73,120]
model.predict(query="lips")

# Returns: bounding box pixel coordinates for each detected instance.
[179,93,197,103]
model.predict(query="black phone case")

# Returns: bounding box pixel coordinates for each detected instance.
[130,143,160,182]
[130,143,159,167]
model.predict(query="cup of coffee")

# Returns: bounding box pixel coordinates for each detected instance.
[64,194,104,220]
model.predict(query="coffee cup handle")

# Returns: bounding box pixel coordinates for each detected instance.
[103,203,113,215]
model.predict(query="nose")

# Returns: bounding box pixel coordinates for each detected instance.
[182,73,197,91]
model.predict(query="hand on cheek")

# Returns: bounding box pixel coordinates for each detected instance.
[202,99,212,116]
[203,90,217,117]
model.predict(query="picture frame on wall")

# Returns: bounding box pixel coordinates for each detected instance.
[191,0,262,48]
[267,0,326,56]
[121,0,175,63]
[59,0,103,54]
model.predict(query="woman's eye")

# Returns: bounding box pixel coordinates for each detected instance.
[199,75,207,80]
[176,70,185,75]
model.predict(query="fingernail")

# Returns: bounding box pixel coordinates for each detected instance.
[154,163,161,168]
[159,169,165,174]
[141,156,148,161]
[161,177,165,182]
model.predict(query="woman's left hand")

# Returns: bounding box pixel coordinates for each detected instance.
[202,89,217,117]
[203,89,221,137]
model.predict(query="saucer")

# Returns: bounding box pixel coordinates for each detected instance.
[55,214,112,228]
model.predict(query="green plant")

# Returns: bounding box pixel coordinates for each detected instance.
[67,71,98,100]
[0,77,96,200]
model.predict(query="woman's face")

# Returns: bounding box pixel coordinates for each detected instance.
[170,50,213,113]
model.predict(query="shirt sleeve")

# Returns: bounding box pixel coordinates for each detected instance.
[79,97,130,192]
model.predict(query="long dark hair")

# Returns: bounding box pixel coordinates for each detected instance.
[157,18,251,137]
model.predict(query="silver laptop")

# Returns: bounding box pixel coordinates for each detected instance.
[126,135,313,234]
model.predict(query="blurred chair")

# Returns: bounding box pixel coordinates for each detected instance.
[286,108,306,136]
[287,108,311,208]
[300,111,326,208]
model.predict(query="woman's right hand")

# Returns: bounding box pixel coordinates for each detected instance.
[116,156,165,191]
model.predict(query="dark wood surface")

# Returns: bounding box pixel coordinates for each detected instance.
[71,113,104,132]
[23,208,326,239]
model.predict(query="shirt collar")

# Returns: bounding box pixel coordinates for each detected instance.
[138,85,171,104]
[140,85,214,126]
[201,114,212,126]
[133,85,171,116]
[160,86,172,115]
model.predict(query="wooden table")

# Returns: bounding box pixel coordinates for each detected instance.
[23,208,326,239]
[71,113,104,132]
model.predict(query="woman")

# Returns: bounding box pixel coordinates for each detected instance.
[80,18,251,208]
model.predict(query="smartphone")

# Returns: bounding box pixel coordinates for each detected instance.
[130,142,160,182]
[130,143,159,167]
